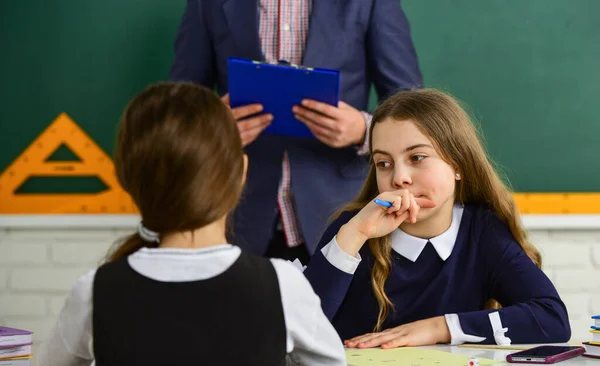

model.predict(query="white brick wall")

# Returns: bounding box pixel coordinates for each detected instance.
[0,227,124,366]
[531,229,600,341]
[0,294,47,317]
[593,245,600,267]
[0,242,49,264]
[592,294,600,315]
[0,223,599,365]
[0,268,8,289]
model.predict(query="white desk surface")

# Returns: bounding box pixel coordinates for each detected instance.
[417,344,596,365]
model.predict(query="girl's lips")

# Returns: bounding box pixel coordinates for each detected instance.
[414,195,436,208]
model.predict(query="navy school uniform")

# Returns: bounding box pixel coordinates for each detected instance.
[304,204,571,344]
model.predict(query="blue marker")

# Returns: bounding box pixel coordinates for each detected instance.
[374,198,393,208]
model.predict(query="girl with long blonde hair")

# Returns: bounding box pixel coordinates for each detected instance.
[304,88,570,348]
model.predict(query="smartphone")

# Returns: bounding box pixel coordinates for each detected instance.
[506,345,585,364]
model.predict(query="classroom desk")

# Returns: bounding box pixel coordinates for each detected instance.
[417,344,596,365]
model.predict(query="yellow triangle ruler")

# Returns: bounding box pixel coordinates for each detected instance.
[0,113,137,214]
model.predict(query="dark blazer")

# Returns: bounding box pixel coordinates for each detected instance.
[169,0,422,255]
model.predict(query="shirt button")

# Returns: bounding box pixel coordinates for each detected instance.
[283,24,291,31]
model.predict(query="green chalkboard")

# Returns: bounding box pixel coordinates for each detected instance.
[401,0,600,192]
[1,0,599,194]
[0,0,185,194]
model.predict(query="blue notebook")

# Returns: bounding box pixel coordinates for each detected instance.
[227,57,340,139]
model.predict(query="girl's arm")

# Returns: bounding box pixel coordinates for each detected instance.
[37,270,96,366]
[305,191,431,320]
[452,214,571,345]
[271,260,347,365]
[304,211,362,320]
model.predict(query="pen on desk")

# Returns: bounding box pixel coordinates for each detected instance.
[374,199,393,208]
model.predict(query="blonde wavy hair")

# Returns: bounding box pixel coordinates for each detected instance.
[336,89,541,331]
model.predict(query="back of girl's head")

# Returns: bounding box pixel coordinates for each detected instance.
[108,82,244,261]
[348,88,541,330]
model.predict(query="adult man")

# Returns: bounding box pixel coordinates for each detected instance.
[169,0,422,263]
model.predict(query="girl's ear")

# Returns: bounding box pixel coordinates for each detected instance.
[453,164,462,180]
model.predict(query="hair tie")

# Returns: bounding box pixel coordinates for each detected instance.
[137,222,160,243]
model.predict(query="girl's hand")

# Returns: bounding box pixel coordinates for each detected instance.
[352,190,435,239]
[336,190,435,256]
[344,316,451,349]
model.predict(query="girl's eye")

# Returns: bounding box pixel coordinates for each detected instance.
[410,155,426,163]
[375,161,391,169]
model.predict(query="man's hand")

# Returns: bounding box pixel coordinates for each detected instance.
[293,99,366,148]
[222,93,273,147]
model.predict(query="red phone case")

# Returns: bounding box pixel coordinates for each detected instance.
[506,346,585,364]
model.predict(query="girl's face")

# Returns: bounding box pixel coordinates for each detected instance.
[371,118,458,223]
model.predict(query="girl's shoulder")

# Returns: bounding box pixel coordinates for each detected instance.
[69,269,97,302]
[330,210,360,227]
[463,204,505,231]
[315,210,360,251]
[459,204,517,251]
[462,204,523,259]
[325,210,361,236]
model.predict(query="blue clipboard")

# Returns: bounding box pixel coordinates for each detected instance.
[227,57,340,139]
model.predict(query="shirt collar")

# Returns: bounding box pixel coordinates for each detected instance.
[390,205,464,262]
[134,244,234,257]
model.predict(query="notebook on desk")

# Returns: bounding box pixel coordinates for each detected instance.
[227,57,340,139]
[0,327,32,348]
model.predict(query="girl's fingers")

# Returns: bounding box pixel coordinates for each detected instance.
[409,195,419,223]
[393,211,410,225]
[376,190,426,218]
[345,333,377,347]
[381,334,410,349]
[387,199,400,215]
[381,193,403,215]
[346,333,374,344]
[401,193,411,215]
[357,332,398,348]
[394,193,411,217]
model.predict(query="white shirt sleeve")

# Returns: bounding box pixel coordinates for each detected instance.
[271,259,347,366]
[320,236,362,274]
[38,254,347,366]
[444,313,486,345]
[38,270,96,366]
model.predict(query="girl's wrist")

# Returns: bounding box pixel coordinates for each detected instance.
[435,316,452,344]
[337,221,368,257]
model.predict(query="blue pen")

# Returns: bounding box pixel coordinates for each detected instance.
[374,198,393,208]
